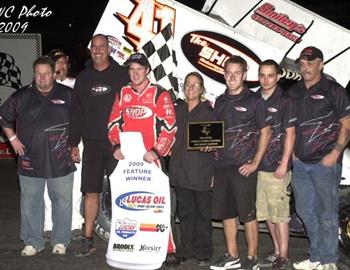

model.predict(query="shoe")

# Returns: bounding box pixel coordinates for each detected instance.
[75,237,96,257]
[241,256,259,270]
[210,253,241,270]
[259,252,279,267]
[71,229,83,241]
[293,259,322,270]
[322,263,338,270]
[272,256,291,270]
[21,245,44,256]
[165,253,181,267]
[52,244,66,255]
[198,259,211,267]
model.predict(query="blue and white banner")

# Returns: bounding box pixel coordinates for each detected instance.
[106,132,170,270]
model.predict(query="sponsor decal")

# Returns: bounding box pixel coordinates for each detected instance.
[91,84,111,95]
[139,244,161,252]
[251,3,306,43]
[267,107,278,113]
[310,95,325,100]
[124,105,153,119]
[140,223,168,232]
[115,0,176,51]
[234,106,247,112]
[107,35,131,62]
[113,243,134,252]
[115,218,138,239]
[50,99,65,104]
[181,31,261,88]
[116,191,166,212]
[123,93,132,102]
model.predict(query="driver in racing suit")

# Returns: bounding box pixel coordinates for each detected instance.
[107,52,177,259]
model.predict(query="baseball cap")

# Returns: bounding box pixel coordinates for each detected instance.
[124,53,151,70]
[48,49,68,62]
[295,46,323,63]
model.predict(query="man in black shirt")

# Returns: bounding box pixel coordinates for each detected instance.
[210,55,271,270]
[0,56,75,256]
[256,60,296,270]
[69,34,128,257]
[289,47,350,270]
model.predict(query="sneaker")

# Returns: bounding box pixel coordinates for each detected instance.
[322,263,338,270]
[272,256,291,270]
[21,245,44,256]
[259,252,279,267]
[241,256,259,270]
[293,259,322,270]
[52,244,66,255]
[75,237,96,257]
[71,229,83,241]
[210,253,241,270]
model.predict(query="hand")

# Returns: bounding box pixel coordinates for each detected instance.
[113,147,125,160]
[239,161,258,177]
[10,137,25,156]
[321,152,338,167]
[70,147,81,163]
[143,151,158,163]
[274,163,288,179]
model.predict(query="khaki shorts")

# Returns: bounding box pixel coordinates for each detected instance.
[256,171,291,223]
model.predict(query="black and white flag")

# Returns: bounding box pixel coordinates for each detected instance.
[0,52,22,90]
[140,23,178,101]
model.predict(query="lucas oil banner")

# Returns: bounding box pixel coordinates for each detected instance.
[106,132,170,269]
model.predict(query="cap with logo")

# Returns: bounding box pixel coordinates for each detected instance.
[295,46,324,63]
[48,49,68,62]
[124,53,151,70]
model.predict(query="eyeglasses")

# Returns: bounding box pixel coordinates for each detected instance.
[184,82,201,89]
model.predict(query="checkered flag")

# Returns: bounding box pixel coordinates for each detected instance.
[0,52,22,90]
[140,23,178,101]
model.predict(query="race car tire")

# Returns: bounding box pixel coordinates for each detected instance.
[94,176,111,242]
[339,187,350,254]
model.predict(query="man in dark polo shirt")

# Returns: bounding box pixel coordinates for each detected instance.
[289,47,350,270]
[210,55,271,270]
[256,60,296,270]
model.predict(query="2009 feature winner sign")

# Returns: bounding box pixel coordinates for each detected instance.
[106,133,170,270]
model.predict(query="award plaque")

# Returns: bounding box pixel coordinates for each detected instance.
[187,121,224,150]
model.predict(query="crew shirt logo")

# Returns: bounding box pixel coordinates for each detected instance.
[125,106,153,119]
[267,107,278,112]
[50,99,65,104]
[234,106,247,112]
[91,84,111,95]
[310,95,325,100]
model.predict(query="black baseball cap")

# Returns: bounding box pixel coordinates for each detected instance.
[124,53,151,70]
[48,49,68,62]
[295,46,324,63]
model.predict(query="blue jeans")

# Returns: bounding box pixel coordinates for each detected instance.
[291,159,341,264]
[19,173,73,250]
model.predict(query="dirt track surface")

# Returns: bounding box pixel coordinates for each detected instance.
[1,159,349,270]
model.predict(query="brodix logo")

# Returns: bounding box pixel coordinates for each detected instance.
[181,31,261,88]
